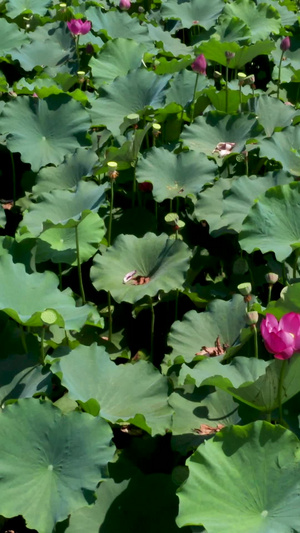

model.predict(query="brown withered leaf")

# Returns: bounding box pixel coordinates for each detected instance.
[196,336,229,357]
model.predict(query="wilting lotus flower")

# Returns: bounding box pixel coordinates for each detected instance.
[191,54,207,75]
[67,19,91,35]
[260,312,300,360]
[213,141,236,158]
[280,36,291,51]
[119,0,131,9]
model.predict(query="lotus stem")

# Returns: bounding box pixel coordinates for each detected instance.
[278,359,287,425]
[190,73,199,123]
[267,285,272,305]
[225,65,229,113]
[108,291,112,342]
[108,179,114,245]
[58,263,63,291]
[175,289,179,321]
[150,296,155,360]
[239,84,242,113]
[253,324,258,358]
[10,151,16,203]
[40,325,45,365]
[132,170,136,208]
[75,35,80,67]
[19,325,28,353]
[277,50,284,99]
[75,224,86,305]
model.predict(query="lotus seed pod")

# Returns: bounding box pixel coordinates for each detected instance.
[265,272,279,285]
[245,311,259,325]
[237,282,252,296]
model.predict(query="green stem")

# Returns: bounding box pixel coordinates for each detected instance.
[10,151,16,203]
[75,224,86,304]
[108,179,114,246]
[150,297,155,360]
[225,64,229,113]
[265,411,271,422]
[132,170,136,208]
[278,359,287,425]
[170,198,173,212]
[75,35,80,67]
[277,50,284,100]
[293,251,298,279]
[175,289,179,321]
[190,73,199,123]
[239,84,242,113]
[40,326,45,365]
[108,291,112,342]
[20,325,28,353]
[268,284,272,305]
[155,201,158,228]
[253,324,258,358]
[282,263,287,286]
[58,263,63,291]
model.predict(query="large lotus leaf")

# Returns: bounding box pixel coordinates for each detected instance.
[51,344,173,435]
[198,39,275,69]
[213,14,251,43]
[177,421,300,533]
[11,23,75,74]
[221,171,293,233]
[136,147,216,202]
[239,183,300,262]
[272,283,300,318]
[0,18,28,56]
[90,38,148,86]
[165,295,246,367]
[193,178,234,236]
[20,181,106,236]
[66,473,181,533]
[258,127,300,176]
[147,24,193,56]
[6,0,51,17]
[257,0,298,26]
[181,111,259,157]
[165,69,209,109]
[91,233,191,304]
[33,149,98,195]
[0,399,114,533]
[0,95,91,172]
[0,254,91,329]
[161,0,224,30]
[89,69,171,136]
[222,0,281,41]
[86,7,151,44]
[169,387,240,435]
[0,352,52,406]
[255,95,300,137]
[36,212,105,265]
[179,354,300,411]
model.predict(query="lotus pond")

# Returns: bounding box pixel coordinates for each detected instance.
[0,0,300,532]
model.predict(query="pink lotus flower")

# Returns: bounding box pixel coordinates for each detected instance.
[191,54,207,75]
[119,0,131,9]
[260,312,300,360]
[280,36,291,51]
[67,19,91,35]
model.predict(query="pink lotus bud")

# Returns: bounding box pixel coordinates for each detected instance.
[280,36,291,51]
[119,0,131,9]
[265,273,279,285]
[191,54,207,75]
[261,312,300,359]
[245,311,259,326]
[67,19,91,35]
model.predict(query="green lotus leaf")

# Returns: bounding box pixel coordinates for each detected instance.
[0,254,91,329]
[165,69,210,109]
[222,0,281,41]
[90,38,148,86]
[136,147,216,202]
[214,15,251,43]
[161,0,224,30]
[179,354,300,411]
[271,283,300,318]
[20,181,106,236]
[36,212,105,265]
[86,7,152,44]
[258,126,300,176]
[198,39,275,69]
[147,24,193,56]
[11,23,75,74]
[181,111,259,157]
[257,0,298,25]
[90,232,191,304]
[0,352,52,406]
[255,95,300,137]
[66,473,181,533]
[221,171,293,233]
[193,178,234,236]
[6,0,51,17]
[1,95,91,172]
[154,56,193,76]
[169,387,240,436]
[239,183,300,262]
[89,69,171,136]
[165,295,246,367]
[33,148,98,195]
[0,18,29,56]
[177,421,300,533]
[51,343,173,435]
[0,399,114,533]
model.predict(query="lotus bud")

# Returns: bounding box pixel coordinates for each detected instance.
[119,0,131,10]
[225,51,235,63]
[138,5,145,12]
[280,36,291,51]
[245,311,259,326]
[237,282,252,296]
[191,54,207,75]
[265,272,279,285]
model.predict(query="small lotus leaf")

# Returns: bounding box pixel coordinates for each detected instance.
[91,232,191,304]
[177,421,300,532]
